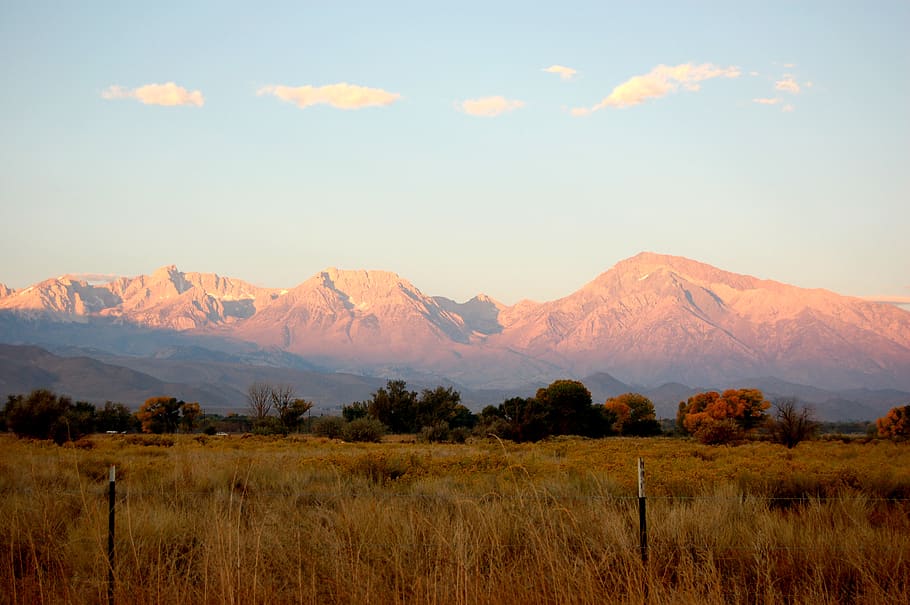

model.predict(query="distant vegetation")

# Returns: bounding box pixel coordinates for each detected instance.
[1,379,907,447]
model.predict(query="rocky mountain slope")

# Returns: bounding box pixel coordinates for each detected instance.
[2,253,908,392]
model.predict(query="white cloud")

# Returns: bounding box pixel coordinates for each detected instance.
[459,96,525,117]
[257,83,401,110]
[542,65,578,80]
[782,104,795,112]
[775,76,801,94]
[101,82,204,107]
[572,62,741,115]
[753,97,781,105]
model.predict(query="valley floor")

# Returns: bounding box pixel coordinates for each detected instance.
[2,434,909,604]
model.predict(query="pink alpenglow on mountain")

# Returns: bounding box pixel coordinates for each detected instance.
[1,253,908,391]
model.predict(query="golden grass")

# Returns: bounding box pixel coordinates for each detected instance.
[1,434,909,604]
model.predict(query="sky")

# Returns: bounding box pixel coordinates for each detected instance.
[1,1,908,306]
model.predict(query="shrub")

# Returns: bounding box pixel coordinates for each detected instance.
[341,418,386,443]
[252,416,285,435]
[312,416,345,439]
[417,421,451,443]
[449,426,470,444]
[693,418,744,445]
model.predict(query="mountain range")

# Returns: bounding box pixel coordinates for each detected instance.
[1,252,908,418]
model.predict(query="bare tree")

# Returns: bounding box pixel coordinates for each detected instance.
[270,384,296,414]
[247,382,273,419]
[770,397,818,449]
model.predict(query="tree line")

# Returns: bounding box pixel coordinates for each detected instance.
[3,381,910,446]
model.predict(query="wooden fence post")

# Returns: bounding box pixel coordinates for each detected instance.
[108,465,115,605]
[638,457,648,563]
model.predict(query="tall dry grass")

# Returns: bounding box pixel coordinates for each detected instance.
[1,434,908,604]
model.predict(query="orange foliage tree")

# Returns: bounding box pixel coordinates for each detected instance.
[678,388,770,444]
[135,397,201,433]
[603,393,661,436]
[876,405,910,439]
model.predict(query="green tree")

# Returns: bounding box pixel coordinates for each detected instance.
[97,402,135,432]
[536,379,593,437]
[3,389,87,444]
[498,396,552,442]
[279,398,313,432]
[342,401,369,422]
[415,386,462,429]
[67,401,98,437]
[368,380,418,433]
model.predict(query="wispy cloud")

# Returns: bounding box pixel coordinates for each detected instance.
[782,104,795,113]
[775,76,801,94]
[101,82,205,107]
[571,62,740,115]
[257,83,401,110]
[542,65,578,80]
[863,295,910,306]
[753,97,781,105]
[459,96,525,117]
[62,273,121,284]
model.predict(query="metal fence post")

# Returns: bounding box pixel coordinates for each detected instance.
[108,465,115,605]
[638,458,647,563]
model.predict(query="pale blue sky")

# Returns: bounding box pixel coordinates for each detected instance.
[1,1,908,304]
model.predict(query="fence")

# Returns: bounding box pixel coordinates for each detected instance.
[3,459,895,604]
[4,442,910,605]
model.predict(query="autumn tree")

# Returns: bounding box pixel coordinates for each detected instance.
[135,397,200,434]
[603,393,662,436]
[678,388,770,444]
[876,405,910,439]
[179,402,202,433]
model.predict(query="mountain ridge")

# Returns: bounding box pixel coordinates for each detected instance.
[1,252,908,393]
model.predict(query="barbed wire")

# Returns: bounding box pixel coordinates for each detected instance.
[4,486,910,502]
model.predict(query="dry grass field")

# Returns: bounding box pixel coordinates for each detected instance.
[1,433,909,604]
